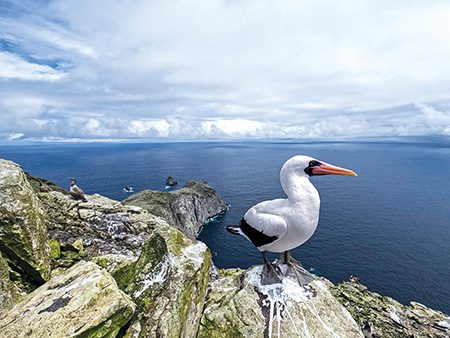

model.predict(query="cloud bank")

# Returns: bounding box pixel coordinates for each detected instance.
[1,0,450,141]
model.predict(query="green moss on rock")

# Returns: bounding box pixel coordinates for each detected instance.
[48,239,61,259]
[0,159,51,285]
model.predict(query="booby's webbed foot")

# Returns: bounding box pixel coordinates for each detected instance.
[282,251,315,286]
[285,263,315,285]
[261,251,282,285]
[261,263,282,285]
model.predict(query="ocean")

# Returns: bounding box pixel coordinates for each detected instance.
[0,138,449,313]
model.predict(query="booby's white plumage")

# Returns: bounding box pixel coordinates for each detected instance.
[228,155,357,254]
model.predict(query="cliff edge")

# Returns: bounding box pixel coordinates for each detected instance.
[0,158,448,338]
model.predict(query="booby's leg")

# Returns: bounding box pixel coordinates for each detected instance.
[282,251,303,267]
[261,252,282,285]
[282,251,314,286]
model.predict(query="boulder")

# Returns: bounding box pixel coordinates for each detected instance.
[198,267,363,338]
[0,261,136,338]
[123,180,228,238]
[120,225,212,338]
[331,280,450,338]
[0,159,51,285]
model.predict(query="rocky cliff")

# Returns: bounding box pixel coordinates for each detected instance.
[123,180,228,238]
[0,158,448,338]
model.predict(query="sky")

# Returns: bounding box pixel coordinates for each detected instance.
[1,0,450,141]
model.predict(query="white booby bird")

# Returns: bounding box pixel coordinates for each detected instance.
[226,155,357,285]
[68,178,87,202]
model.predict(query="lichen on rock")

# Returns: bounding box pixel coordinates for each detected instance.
[331,280,450,338]
[0,159,51,286]
[121,225,212,338]
[199,266,363,338]
[0,261,136,338]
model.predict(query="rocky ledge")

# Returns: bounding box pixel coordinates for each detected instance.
[123,180,228,238]
[0,158,448,338]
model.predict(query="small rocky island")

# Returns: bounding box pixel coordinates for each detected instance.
[0,158,448,337]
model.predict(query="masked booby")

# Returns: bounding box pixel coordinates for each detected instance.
[227,155,357,285]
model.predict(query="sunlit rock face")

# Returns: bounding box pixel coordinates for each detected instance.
[331,281,450,338]
[199,266,363,338]
[0,261,135,338]
[123,180,228,238]
[0,159,51,287]
[121,230,212,338]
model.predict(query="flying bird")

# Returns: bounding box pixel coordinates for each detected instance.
[227,155,357,285]
[68,178,88,202]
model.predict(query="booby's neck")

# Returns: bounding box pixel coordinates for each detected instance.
[280,169,320,204]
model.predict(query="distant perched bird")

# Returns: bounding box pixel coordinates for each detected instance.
[68,178,87,202]
[226,155,357,285]
[350,274,361,283]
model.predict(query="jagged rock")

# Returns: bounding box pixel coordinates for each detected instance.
[91,253,137,278]
[25,173,68,195]
[0,159,51,286]
[0,261,136,338]
[331,281,450,338]
[123,180,228,238]
[38,191,164,264]
[121,225,212,338]
[198,267,364,338]
[166,176,178,186]
[0,253,21,312]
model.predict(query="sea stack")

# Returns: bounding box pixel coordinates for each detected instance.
[166,176,178,187]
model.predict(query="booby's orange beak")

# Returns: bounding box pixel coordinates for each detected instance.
[312,162,357,176]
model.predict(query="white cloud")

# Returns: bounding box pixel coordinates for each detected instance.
[0,52,66,81]
[1,0,450,140]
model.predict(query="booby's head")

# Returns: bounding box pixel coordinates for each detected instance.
[282,155,357,178]
[68,177,77,185]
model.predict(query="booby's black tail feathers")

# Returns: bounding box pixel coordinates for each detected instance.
[226,226,241,235]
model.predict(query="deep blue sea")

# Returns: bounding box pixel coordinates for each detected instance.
[0,138,449,313]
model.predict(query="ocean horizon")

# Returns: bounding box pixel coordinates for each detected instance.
[1,136,449,314]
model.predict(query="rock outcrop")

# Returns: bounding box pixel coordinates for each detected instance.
[199,267,363,338]
[166,176,178,187]
[123,180,228,238]
[0,159,51,288]
[121,228,211,338]
[0,261,136,338]
[0,157,448,338]
[331,280,450,338]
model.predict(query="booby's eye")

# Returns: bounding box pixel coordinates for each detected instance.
[309,160,321,167]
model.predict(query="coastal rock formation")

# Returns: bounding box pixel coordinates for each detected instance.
[0,158,448,338]
[123,180,228,238]
[199,267,363,338]
[0,261,135,338]
[331,280,450,338]
[39,191,158,261]
[166,176,178,186]
[0,159,51,287]
[121,228,211,338]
